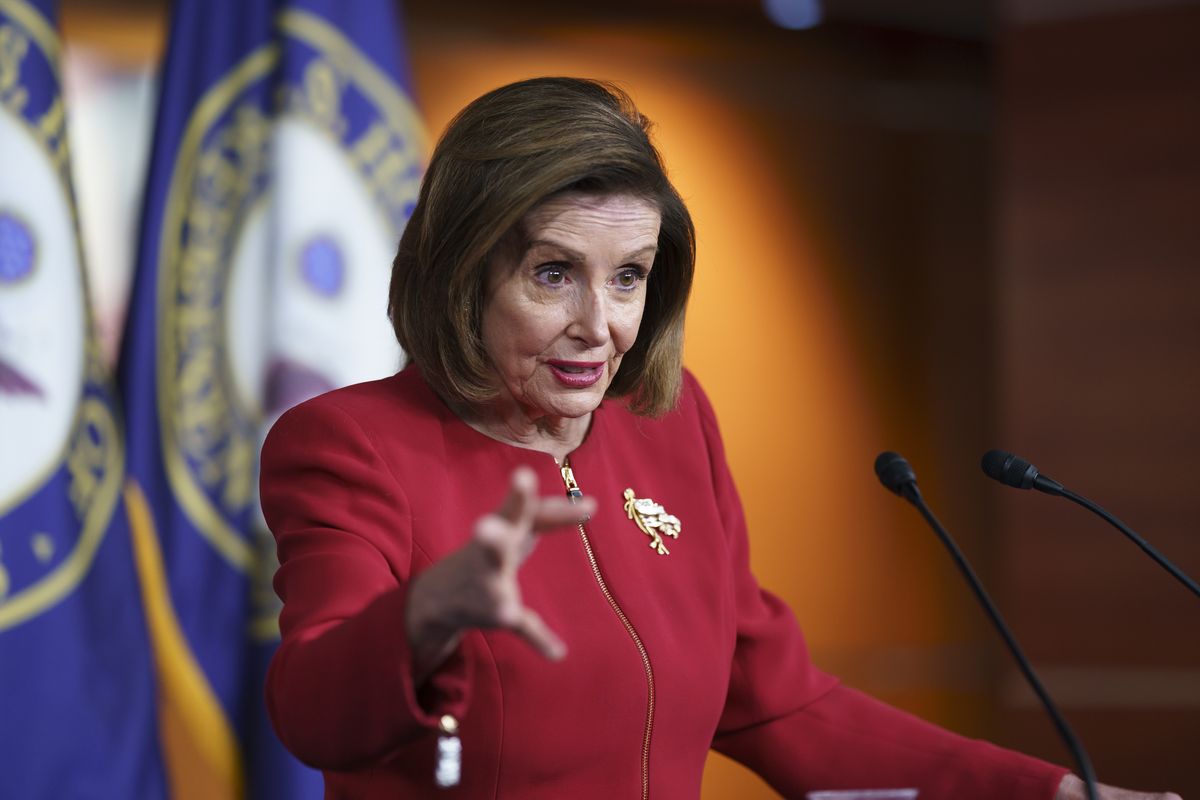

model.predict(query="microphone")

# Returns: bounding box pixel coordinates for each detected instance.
[980,449,1064,495]
[874,451,1099,800]
[981,449,1200,600]
[875,451,919,500]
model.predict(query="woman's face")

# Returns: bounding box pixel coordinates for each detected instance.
[481,192,661,424]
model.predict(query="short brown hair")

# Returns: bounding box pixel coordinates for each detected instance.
[388,77,695,417]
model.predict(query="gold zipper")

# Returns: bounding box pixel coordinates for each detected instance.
[560,459,654,800]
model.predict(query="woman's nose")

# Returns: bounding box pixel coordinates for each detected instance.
[567,288,610,346]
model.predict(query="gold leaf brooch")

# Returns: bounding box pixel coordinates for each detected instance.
[623,489,681,556]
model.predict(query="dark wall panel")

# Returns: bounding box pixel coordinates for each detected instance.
[997,5,1200,795]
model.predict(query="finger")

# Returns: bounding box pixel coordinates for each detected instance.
[512,496,596,562]
[531,495,596,532]
[495,466,537,526]
[509,606,567,661]
[492,588,524,628]
[472,515,520,569]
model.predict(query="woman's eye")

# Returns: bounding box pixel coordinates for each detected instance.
[536,265,567,285]
[615,268,645,289]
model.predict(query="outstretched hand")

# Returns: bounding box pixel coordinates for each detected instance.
[405,466,596,684]
[1056,774,1183,800]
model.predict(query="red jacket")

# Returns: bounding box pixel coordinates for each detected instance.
[259,367,1067,798]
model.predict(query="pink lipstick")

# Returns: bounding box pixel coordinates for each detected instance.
[547,360,604,388]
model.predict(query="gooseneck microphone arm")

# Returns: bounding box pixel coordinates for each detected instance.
[981,449,1200,599]
[874,452,1099,800]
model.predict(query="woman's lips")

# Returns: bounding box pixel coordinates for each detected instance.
[547,361,604,388]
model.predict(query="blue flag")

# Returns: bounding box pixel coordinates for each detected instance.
[119,0,425,795]
[0,0,166,796]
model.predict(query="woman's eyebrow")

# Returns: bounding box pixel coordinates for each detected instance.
[621,244,659,262]
[525,239,587,262]
[525,239,658,263]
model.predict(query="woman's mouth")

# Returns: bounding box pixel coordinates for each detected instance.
[547,361,605,388]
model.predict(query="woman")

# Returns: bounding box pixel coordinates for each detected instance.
[260,77,1177,799]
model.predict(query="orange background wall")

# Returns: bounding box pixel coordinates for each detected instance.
[403,10,1002,797]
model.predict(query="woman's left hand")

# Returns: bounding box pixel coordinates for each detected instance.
[1056,774,1183,800]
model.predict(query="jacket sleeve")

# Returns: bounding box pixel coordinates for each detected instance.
[259,397,471,770]
[687,374,1069,799]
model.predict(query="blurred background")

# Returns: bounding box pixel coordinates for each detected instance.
[54,0,1200,796]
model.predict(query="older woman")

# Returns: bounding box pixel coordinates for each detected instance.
[260,78,1177,800]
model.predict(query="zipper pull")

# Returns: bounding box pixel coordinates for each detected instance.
[560,461,584,501]
[560,459,591,521]
[435,714,461,788]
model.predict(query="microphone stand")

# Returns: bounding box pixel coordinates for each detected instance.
[1057,488,1200,600]
[877,453,1099,800]
[981,449,1200,600]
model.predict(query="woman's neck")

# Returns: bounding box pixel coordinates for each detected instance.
[463,404,592,464]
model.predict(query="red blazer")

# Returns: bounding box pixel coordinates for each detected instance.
[259,367,1067,798]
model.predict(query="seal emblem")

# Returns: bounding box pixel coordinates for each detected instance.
[151,8,424,638]
[0,0,122,631]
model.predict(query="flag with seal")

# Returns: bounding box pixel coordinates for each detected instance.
[0,0,166,795]
[119,0,425,796]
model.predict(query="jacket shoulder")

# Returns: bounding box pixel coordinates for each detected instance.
[272,368,438,430]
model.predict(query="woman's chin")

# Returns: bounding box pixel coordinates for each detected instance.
[525,384,608,422]
[544,395,605,420]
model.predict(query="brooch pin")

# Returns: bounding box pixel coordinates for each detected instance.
[623,489,681,555]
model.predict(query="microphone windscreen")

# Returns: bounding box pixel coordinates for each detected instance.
[875,451,917,495]
[981,449,1035,489]
[981,449,1011,482]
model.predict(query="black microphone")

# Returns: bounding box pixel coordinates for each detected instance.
[874,451,1099,800]
[982,449,1200,600]
[980,449,1064,495]
[875,451,919,500]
